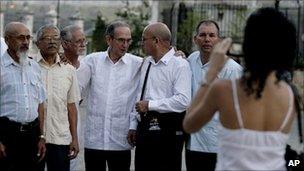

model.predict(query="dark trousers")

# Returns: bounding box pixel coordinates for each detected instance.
[38,144,70,171]
[135,128,185,171]
[84,148,131,171]
[0,117,40,171]
[185,149,217,171]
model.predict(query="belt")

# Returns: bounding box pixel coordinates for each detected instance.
[0,117,39,132]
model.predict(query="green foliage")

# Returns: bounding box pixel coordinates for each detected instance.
[229,8,248,43]
[176,11,201,56]
[92,15,108,52]
[116,1,150,56]
[295,53,304,69]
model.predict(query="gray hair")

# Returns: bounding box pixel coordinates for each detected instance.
[4,22,28,36]
[105,21,130,37]
[36,24,60,41]
[61,25,81,41]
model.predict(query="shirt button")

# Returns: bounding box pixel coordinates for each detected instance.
[26,107,29,110]
[25,95,27,97]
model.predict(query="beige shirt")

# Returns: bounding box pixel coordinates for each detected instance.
[36,52,80,145]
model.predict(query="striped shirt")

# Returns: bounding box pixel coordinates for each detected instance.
[0,51,45,123]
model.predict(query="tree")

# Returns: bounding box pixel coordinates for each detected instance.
[176,10,201,56]
[116,0,150,56]
[92,15,108,52]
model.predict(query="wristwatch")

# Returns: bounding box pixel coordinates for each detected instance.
[39,135,45,139]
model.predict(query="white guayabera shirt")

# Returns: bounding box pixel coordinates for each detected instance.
[77,51,142,150]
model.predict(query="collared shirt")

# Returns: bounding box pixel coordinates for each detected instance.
[186,50,243,153]
[77,51,142,150]
[136,48,191,114]
[35,52,80,145]
[0,37,7,57]
[0,51,45,123]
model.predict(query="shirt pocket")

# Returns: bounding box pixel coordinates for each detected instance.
[53,75,70,102]
[30,75,40,102]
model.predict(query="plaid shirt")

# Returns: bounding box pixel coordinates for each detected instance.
[0,52,45,123]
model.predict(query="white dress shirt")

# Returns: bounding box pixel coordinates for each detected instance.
[0,51,45,123]
[77,51,142,150]
[136,48,191,114]
[36,53,80,145]
[187,51,243,153]
[0,37,7,57]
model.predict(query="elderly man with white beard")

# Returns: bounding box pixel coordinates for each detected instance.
[0,22,46,171]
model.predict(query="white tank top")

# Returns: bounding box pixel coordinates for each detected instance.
[215,79,294,171]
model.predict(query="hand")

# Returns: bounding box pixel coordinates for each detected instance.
[173,46,186,58]
[59,53,69,64]
[37,138,46,162]
[135,101,149,113]
[206,38,232,83]
[0,142,6,159]
[68,139,79,159]
[127,129,136,147]
[209,38,232,72]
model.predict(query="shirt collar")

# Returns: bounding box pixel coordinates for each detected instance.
[106,48,128,64]
[36,51,61,67]
[2,51,31,67]
[196,51,209,68]
[149,47,175,66]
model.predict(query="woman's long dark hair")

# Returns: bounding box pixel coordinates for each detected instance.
[241,8,297,98]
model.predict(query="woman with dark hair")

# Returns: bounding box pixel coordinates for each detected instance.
[183,7,299,170]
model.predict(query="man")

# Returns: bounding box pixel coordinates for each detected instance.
[35,24,80,171]
[61,25,87,69]
[77,21,142,171]
[0,22,46,171]
[61,25,87,170]
[1,37,8,57]
[186,20,242,171]
[134,22,191,171]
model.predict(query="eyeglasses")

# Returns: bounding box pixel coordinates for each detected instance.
[40,36,61,42]
[113,37,133,45]
[141,37,155,42]
[68,39,88,46]
[9,35,33,41]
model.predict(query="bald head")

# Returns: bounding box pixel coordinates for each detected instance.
[144,22,171,43]
[4,22,29,37]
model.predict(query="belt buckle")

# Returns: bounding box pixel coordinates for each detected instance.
[20,125,26,132]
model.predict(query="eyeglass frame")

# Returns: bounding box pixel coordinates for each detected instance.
[141,36,155,42]
[39,36,61,42]
[65,39,88,46]
[112,37,133,45]
[8,34,33,42]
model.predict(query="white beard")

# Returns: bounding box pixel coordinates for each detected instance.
[18,51,29,67]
